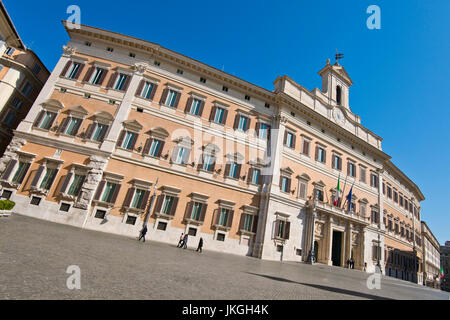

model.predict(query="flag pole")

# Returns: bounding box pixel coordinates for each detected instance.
[340,175,348,208]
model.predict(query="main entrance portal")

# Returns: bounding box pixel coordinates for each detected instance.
[331,230,343,266]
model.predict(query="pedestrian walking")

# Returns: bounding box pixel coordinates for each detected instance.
[196,237,203,253]
[182,233,188,249]
[138,225,147,242]
[177,233,184,248]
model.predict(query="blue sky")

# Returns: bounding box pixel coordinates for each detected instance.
[4,0,449,244]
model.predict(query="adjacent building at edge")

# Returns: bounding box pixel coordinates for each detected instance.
[440,242,450,292]
[0,22,427,283]
[421,221,441,288]
[0,1,50,155]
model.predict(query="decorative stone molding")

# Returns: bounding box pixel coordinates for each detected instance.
[62,45,76,57]
[0,137,27,175]
[133,62,150,75]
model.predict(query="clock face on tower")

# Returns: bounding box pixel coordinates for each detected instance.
[333,108,345,126]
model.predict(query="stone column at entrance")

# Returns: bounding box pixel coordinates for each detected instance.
[347,222,353,266]
[327,216,333,266]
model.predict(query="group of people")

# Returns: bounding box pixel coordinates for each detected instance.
[177,233,203,253]
[346,258,355,269]
[137,225,204,253]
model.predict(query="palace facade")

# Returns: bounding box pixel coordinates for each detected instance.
[0,22,428,282]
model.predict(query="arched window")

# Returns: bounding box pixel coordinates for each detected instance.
[336,85,342,105]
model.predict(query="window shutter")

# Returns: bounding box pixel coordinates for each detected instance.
[98,69,107,86]
[31,165,45,187]
[129,133,138,150]
[224,163,231,177]
[245,118,251,131]
[99,125,109,142]
[33,110,45,127]
[347,162,350,175]
[287,178,291,193]
[283,131,287,145]
[116,130,126,147]
[267,125,271,140]
[155,195,164,213]
[222,109,228,124]
[274,220,280,239]
[58,117,70,134]
[252,215,259,233]
[93,180,105,201]
[184,97,193,113]
[83,66,95,82]
[338,157,342,170]
[72,118,83,136]
[140,190,151,210]
[291,134,296,149]
[159,88,168,105]
[170,197,179,215]
[106,72,118,88]
[279,175,283,188]
[156,141,165,157]
[322,149,326,163]
[16,163,30,184]
[255,122,260,137]
[123,187,135,207]
[60,61,72,77]
[226,210,234,228]
[135,80,145,97]
[209,106,217,122]
[199,203,207,222]
[173,92,181,108]
[210,157,216,173]
[73,63,85,80]
[315,146,319,161]
[214,209,221,225]
[1,159,17,180]
[332,155,336,169]
[110,184,121,204]
[233,114,240,130]
[85,123,96,140]
[122,75,131,91]
[285,221,291,239]
[60,173,73,194]
[198,100,205,117]
[149,84,158,100]
[299,182,306,199]
[239,214,246,231]
[236,164,242,178]
[184,202,193,219]
[247,168,254,183]
[143,138,152,155]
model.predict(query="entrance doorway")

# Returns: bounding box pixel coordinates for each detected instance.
[331,230,343,266]
[313,241,319,262]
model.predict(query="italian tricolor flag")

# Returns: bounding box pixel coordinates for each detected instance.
[441,266,444,279]
[334,174,341,206]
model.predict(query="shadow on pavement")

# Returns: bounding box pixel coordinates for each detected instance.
[246,272,394,300]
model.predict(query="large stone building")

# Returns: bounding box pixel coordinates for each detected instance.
[421,221,441,288]
[441,241,450,292]
[0,1,50,155]
[0,22,428,282]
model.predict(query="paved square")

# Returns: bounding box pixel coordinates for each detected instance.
[0,214,448,300]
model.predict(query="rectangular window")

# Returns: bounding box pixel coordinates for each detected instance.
[237,115,249,131]
[66,62,81,79]
[281,176,290,193]
[314,189,324,202]
[131,189,145,209]
[218,208,229,227]
[387,185,392,199]
[189,98,202,115]
[188,227,197,236]
[32,64,41,75]
[302,139,310,155]
[333,155,341,170]
[277,220,286,238]
[39,168,57,190]
[370,173,378,188]
[161,195,175,215]
[214,107,225,124]
[229,162,238,178]
[251,168,260,185]
[174,147,187,164]
[121,131,136,150]
[141,82,154,99]
[157,221,167,231]
[11,97,23,110]
[285,132,294,148]
[114,74,128,91]
[2,110,16,127]
[90,68,105,85]
[21,82,33,98]
[360,167,366,183]
[65,118,82,136]
[95,209,106,219]
[149,139,162,157]
[5,47,15,56]
[165,90,178,107]
[91,124,107,142]
[348,162,356,177]
[11,162,30,184]
[299,181,307,200]
[393,190,398,203]
[258,123,269,139]
[202,154,215,172]
[67,174,84,196]
[30,196,41,206]
[59,203,71,212]
[101,182,117,203]
[1,190,12,200]
[243,214,254,232]
[39,111,57,130]
[126,216,137,225]
[190,202,203,221]
[216,233,225,241]
[317,147,325,162]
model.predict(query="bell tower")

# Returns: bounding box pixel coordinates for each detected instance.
[318,58,353,111]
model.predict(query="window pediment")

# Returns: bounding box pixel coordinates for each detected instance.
[160,185,181,196]
[130,178,153,190]
[296,173,311,181]
[242,205,258,215]
[122,119,143,132]
[148,127,169,139]
[225,152,244,162]
[93,111,114,122]
[248,158,269,167]
[280,167,294,176]
[189,192,209,202]
[202,143,221,155]
[313,180,326,189]
[41,99,64,112]
[67,105,89,117]
[217,199,235,208]
[173,136,193,147]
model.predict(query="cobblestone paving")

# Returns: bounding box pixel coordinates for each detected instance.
[1,214,448,300]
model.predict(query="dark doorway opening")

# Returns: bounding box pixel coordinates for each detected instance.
[313,241,319,262]
[331,230,343,266]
